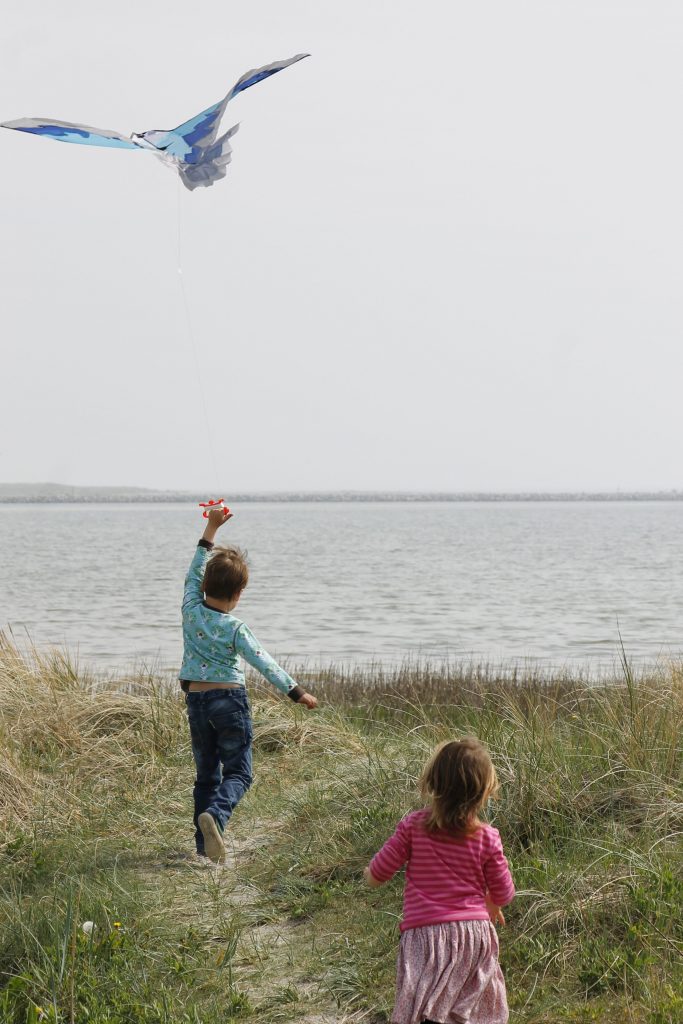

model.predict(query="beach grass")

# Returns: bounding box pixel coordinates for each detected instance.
[0,634,681,1023]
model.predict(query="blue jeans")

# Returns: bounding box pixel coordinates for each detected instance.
[185,688,253,853]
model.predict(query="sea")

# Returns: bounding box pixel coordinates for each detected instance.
[1,500,682,678]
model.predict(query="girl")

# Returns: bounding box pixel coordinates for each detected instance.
[364,738,514,1024]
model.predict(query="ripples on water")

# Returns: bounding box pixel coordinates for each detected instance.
[1,501,681,675]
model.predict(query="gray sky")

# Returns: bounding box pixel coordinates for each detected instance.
[2,1,683,492]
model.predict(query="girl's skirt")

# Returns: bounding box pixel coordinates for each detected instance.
[392,920,508,1024]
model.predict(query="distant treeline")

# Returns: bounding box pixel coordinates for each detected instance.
[2,487,683,504]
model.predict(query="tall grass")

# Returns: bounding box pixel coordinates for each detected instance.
[244,656,683,1022]
[0,633,681,1022]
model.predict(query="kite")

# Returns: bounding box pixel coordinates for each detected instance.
[1,54,309,190]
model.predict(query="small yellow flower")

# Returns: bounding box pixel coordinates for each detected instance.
[113,921,122,928]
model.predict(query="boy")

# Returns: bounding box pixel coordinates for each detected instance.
[181,506,317,863]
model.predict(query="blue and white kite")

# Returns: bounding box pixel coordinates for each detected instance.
[1,54,308,190]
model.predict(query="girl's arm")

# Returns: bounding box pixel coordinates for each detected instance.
[363,866,383,888]
[364,815,412,886]
[482,828,515,908]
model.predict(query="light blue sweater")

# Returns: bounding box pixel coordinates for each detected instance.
[179,542,301,699]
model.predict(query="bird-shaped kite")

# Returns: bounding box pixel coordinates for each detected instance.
[1,54,308,190]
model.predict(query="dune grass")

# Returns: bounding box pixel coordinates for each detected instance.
[0,633,681,1023]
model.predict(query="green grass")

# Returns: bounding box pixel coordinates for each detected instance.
[0,634,681,1022]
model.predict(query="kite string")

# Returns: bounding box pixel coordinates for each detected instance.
[175,182,221,492]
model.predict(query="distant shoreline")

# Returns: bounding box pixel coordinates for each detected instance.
[2,485,683,504]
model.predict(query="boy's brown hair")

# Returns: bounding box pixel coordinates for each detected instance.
[420,738,499,837]
[203,546,249,601]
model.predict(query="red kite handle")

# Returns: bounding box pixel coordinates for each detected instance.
[199,498,230,519]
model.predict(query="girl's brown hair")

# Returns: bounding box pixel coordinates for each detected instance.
[203,546,249,601]
[420,738,499,836]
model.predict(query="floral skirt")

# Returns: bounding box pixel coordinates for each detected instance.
[392,920,508,1024]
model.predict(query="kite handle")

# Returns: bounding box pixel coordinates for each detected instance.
[199,498,230,519]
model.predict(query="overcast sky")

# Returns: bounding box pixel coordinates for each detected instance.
[2,1,682,492]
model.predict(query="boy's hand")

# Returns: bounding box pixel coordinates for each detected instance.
[297,692,318,709]
[363,866,382,888]
[203,507,233,543]
[207,507,232,529]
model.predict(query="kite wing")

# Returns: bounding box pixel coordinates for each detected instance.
[0,117,139,149]
[147,53,309,163]
[228,53,310,101]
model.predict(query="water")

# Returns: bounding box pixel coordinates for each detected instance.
[1,501,682,676]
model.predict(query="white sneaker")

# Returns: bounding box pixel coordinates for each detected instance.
[198,812,226,864]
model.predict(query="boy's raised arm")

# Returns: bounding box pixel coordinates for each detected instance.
[182,508,232,611]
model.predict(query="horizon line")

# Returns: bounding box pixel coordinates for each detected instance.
[2,483,683,503]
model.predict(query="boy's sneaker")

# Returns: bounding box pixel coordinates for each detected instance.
[198,812,226,864]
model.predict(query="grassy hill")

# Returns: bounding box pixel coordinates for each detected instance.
[0,639,681,1023]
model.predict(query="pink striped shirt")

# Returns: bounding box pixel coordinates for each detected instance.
[369,809,515,932]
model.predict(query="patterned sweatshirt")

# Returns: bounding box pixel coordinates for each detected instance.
[179,540,303,701]
[369,809,515,932]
